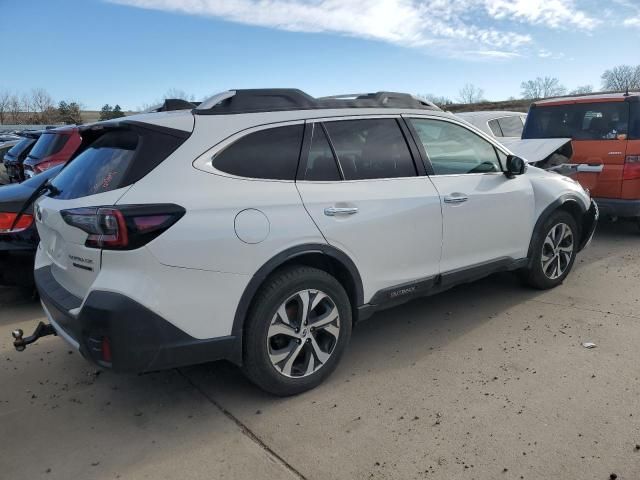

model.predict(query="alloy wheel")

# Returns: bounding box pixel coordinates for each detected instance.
[541,222,574,280]
[266,289,340,378]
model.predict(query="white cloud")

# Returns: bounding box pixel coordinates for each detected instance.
[624,17,640,28]
[109,0,532,57]
[468,50,522,59]
[484,0,599,30]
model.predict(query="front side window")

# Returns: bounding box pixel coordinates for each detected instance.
[323,119,416,180]
[497,116,525,137]
[304,124,341,181]
[213,125,304,180]
[410,119,501,175]
[523,102,630,140]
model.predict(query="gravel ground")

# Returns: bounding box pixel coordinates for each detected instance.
[1,219,639,480]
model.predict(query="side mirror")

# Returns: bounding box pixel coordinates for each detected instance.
[505,155,526,178]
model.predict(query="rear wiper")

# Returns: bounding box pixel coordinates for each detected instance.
[42,182,61,196]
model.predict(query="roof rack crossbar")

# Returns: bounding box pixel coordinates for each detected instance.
[195,89,440,115]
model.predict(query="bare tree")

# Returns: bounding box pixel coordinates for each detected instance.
[601,65,640,91]
[521,77,566,99]
[30,88,56,124]
[569,85,593,95]
[20,92,32,123]
[8,94,21,124]
[457,84,484,104]
[0,90,10,124]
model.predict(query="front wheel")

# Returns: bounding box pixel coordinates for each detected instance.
[242,266,352,396]
[521,210,579,290]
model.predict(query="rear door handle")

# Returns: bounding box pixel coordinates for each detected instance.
[443,194,469,204]
[324,207,359,216]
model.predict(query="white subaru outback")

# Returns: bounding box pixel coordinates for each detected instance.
[14,90,598,396]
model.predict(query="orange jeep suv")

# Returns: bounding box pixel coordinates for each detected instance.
[523,92,640,221]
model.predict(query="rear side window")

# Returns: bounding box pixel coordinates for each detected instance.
[523,102,630,140]
[630,101,640,140]
[304,124,341,181]
[28,133,69,159]
[49,126,187,200]
[213,125,303,180]
[488,119,502,136]
[497,116,524,137]
[323,119,416,180]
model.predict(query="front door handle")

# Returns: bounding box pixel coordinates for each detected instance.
[443,194,469,204]
[324,206,359,216]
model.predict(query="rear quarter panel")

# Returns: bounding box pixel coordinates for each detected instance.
[622,139,640,200]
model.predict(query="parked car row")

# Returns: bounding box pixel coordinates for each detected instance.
[6,88,599,396]
[1,127,82,183]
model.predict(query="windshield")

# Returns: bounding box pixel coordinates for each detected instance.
[7,137,35,157]
[523,102,630,140]
[28,133,69,159]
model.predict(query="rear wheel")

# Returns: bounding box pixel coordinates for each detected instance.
[242,266,352,396]
[521,210,579,290]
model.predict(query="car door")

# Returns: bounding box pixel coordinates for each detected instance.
[295,118,442,302]
[406,116,534,274]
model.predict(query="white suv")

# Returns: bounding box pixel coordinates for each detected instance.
[18,89,598,395]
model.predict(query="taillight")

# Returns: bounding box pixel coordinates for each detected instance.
[0,212,34,233]
[61,204,185,250]
[33,162,54,174]
[623,155,640,181]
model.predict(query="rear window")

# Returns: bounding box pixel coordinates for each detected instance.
[7,138,35,158]
[49,125,187,200]
[28,133,69,159]
[212,125,304,180]
[523,102,630,140]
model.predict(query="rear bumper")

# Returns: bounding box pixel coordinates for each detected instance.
[594,198,640,218]
[0,226,38,286]
[35,266,242,373]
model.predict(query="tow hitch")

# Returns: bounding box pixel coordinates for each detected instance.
[12,322,57,352]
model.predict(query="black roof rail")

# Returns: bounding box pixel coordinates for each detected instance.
[194,89,440,115]
[145,98,200,113]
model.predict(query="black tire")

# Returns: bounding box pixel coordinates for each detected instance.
[521,210,579,290]
[242,266,352,396]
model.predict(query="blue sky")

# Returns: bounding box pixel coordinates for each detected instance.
[2,0,639,110]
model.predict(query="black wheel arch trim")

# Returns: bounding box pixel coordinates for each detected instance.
[231,243,364,338]
[527,193,589,265]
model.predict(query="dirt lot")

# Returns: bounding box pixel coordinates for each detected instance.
[1,220,639,480]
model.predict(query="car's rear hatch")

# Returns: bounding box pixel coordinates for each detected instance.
[35,117,193,299]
